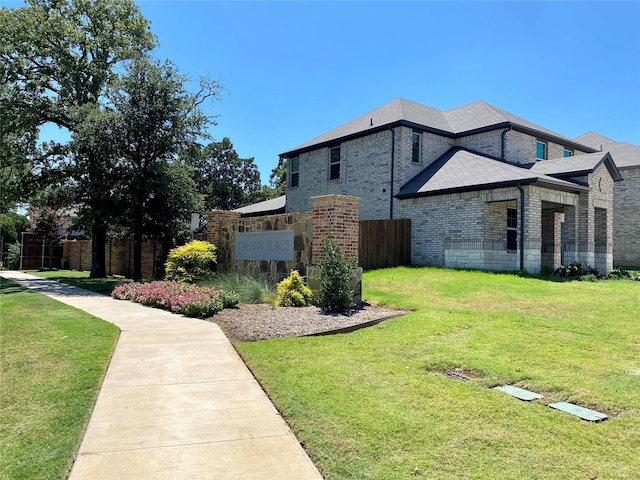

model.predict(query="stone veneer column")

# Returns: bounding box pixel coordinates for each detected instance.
[207,211,242,271]
[311,195,360,264]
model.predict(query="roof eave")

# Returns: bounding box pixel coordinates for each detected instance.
[395,177,587,200]
[279,120,456,158]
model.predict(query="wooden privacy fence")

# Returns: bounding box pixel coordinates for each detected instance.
[19,233,63,269]
[359,219,411,270]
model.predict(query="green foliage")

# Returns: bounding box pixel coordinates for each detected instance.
[7,242,20,269]
[315,232,357,312]
[186,137,262,212]
[607,268,640,281]
[1,0,157,277]
[277,270,312,307]
[539,264,554,276]
[0,213,29,243]
[165,240,217,283]
[553,262,599,278]
[269,156,287,196]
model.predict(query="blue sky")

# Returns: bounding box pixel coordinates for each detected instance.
[5,0,640,184]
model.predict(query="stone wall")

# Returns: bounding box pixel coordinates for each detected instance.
[207,210,313,279]
[208,194,360,281]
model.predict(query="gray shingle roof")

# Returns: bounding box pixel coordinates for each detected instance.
[287,99,450,153]
[574,132,640,169]
[281,99,595,157]
[397,147,587,199]
[529,151,622,180]
[233,195,286,216]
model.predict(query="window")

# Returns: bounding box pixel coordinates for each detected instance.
[563,149,573,158]
[290,157,299,187]
[329,147,340,180]
[507,208,517,251]
[536,140,547,160]
[412,132,422,163]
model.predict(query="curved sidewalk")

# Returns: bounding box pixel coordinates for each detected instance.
[1,271,322,480]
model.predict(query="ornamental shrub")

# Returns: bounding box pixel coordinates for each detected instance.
[111,280,238,318]
[7,242,21,269]
[277,270,312,307]
[165,240,217,283]
[553,262,598,278]
[315,232,357,313]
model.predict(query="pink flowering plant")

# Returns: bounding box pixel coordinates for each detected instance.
[112,281,239,318]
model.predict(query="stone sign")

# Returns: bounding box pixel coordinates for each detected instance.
[235,230,294,261]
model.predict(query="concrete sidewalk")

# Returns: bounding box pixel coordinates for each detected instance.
[1,271,322,480]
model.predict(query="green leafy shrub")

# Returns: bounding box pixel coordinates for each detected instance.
[7,243,21,269]
[539,264,554,276]
[553,262,598,278]
[277,270,312,307]
[315,232,357,312]
[165,240,217,283]
[607,268,640,281]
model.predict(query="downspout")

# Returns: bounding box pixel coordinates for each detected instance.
[517,183,525,271]
[501,126,512,160]
[389,127,396,219]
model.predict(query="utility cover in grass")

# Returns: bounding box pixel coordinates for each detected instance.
[548,402,607,422]
[494,385,543,401]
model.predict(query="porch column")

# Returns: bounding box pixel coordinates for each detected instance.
[562,206,578,265]
[522,187,542,273]
[553,212,565,269]
[576,193,595,267]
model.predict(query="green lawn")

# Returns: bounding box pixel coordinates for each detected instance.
[0,278,119,480]
[29,269,130,293]
[237,267,640,479]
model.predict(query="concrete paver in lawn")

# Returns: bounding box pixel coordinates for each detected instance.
[1,271,322,480]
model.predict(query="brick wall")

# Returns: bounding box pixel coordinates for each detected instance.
[311,195,360,262]
[286,128,453,220]
[614,166,640,266]
[456,130,503,159]
[63,239,162,279]
[286,130,393,220]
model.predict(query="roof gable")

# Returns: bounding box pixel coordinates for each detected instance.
[574,132,640,168]
[530,152,623,181]
[397,147,586,199]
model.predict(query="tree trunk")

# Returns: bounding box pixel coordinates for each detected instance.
[90,224,107,278]
[132,216,143,281]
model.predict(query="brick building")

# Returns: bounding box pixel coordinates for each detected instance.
[574,132,640,267]
[280,99,630,273]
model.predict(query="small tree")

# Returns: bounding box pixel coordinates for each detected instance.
[315,232,357,312]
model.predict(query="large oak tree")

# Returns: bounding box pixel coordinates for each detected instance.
[0,0,156,277]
